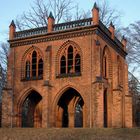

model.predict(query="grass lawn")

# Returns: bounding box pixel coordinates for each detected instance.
[0,128,140,140]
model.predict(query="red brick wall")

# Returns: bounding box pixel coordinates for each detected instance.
[2,19,132,128]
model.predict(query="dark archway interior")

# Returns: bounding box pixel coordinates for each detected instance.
[74,98,84,127]
[22,90,42,127]
[57,88,84,127]
[104,89,108,127]
[135,103,140,127]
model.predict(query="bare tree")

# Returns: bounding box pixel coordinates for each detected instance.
[0,43,9,69]
[16,0,74,30]
[15,0,122,30]
[121,22,140,127]
[74,4,91,20]
[120,21,140,75]
[97,0,121,27]
[0,42,9,100]
[128,72,140,126]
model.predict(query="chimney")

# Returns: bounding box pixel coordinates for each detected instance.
[109,22,115,40]
[92,2,99,25]
[9,20,16,40]
[121,36,127,50]
[47,12,55,33]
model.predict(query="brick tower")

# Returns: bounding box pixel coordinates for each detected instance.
[2,3,132,128]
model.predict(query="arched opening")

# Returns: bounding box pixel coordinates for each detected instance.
[56,88,84,128]
[32,51,37,78]
[102,47,112,79]
[22,47,44,80]
[104,89,108,127]
[38,58,43,79]
[103,56,107,78]
[60,56,66,74]
[74,98,84,127]
[68,46,73,73]
[21,90,42,127]
[25,61,30,79]
[134,98,140,127]
[75,54,81,73]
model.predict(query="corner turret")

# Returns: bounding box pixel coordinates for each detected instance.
[9,20,16,40]
[92,2,99,25]
[109,22,115,40]
[47,12,55,33]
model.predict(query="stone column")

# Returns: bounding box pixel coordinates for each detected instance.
[56,107,63,127]
[68,98,75,128]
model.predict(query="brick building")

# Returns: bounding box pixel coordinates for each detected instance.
[2,3,132,128]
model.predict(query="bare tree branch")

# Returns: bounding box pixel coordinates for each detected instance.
[97,0,121,27]
[15,0,121,30]
[16,0,74,29]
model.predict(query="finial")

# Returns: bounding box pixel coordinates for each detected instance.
[48,12,54,19]
[93,2,99,10]
[122,35,126,40]
[9,20,16,27]
[110,22,115,28]
[121,35,127,48]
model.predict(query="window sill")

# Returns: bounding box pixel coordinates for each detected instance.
[56,72,81,78]
[21,77,43,81]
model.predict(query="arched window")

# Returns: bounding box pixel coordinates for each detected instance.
[102,47,111,79]
[26,61,30,79]
[59,45,81,76]
[75,54,81,73]
[38,59,43,79]
[68,46,73,73]
[22,49,43,80]
[32,51,37,78]
[103,55,107,78]
[60,56,66,74]
[117,56,122,85]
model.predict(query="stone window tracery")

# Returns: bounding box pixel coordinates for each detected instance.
[22,49,43,80]
[60,56,66,74]
[58,43,81,77]
[68,46,74,73]
[102,46,112,79]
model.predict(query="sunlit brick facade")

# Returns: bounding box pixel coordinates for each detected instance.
[2,3,132,128]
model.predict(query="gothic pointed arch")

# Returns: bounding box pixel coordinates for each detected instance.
[56,40,82,77]
[117,55,123,86]
[102,46,112,79]
[21,46,44,80]
[54,87,84,128]
[17,88,42,128]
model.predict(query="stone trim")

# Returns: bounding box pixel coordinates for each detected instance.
[10,25,126,58]
[10,26,96,47]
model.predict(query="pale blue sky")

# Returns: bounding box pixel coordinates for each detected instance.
[0,0,140,42]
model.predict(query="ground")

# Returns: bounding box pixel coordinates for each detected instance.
[0,128,140,140]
